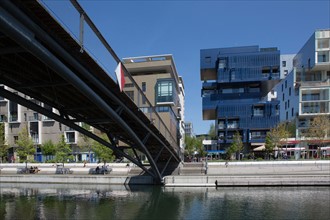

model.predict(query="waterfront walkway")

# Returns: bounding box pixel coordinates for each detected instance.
[0,161,329,187]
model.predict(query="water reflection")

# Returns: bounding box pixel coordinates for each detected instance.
[0,183,329,220]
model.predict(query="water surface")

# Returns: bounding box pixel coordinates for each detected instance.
[0,183,329,220]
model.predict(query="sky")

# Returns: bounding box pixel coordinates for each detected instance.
[42,0,330,135]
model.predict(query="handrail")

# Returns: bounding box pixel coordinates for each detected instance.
[38,0,179,151]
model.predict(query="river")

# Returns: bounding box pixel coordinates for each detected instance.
[0,183,329,220]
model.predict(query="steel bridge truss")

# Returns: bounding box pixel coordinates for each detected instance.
[0,0,181,184]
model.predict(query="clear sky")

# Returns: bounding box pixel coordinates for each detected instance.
[42,0,329,135]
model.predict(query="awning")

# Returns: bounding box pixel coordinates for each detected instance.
[207,150,226,154]
[253,145,265,151]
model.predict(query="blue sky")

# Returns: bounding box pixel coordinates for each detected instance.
[42,0,329,135]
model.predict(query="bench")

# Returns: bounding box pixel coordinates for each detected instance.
[89,167,112,174]
[55,167,73,174]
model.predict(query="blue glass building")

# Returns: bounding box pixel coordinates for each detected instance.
[201,46,281,152]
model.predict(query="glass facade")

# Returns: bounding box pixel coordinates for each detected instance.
[156,79,177,104]
[201,46,280,151]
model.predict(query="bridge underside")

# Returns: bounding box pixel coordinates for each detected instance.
[0,0,181,183]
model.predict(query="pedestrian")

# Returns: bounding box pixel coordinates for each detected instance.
[215,180,218,188]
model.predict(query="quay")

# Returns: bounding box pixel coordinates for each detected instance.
[0,161,329,187]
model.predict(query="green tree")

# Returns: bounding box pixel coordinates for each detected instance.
[41,140,56,161]
[231,131,243,160]
[196,136,206,158]
[208,123,217,140]
[92,133,114,165]
[184,135,196,160]
[16,126,35,162]
[0,123,9,163]
[306,115,330,158]
[55,135,74,166]
[265,133,275,160]
[267,122,289,159]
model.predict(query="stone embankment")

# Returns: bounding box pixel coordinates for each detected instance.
[165,160,330,187]
[0,161,329,187]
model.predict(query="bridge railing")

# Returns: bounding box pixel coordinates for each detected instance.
[39,0,178,151]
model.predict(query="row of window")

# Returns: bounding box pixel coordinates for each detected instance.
[216,54,279,69]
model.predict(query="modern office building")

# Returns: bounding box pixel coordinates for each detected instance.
[184,122,194,137]
[200,46,281,152]
[122,54,185,155]
[0,85,96,162]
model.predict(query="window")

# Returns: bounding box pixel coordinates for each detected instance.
[292,108,294,117]
[284,70,288,76]
[217,57,227,69]
[140,107,151,113]
[288,99,290,108]
[282,61,286,67]
[285,80,287,88]
[142,82,146,92]
[14,136,18,144]
[125,83,134,88]
[317,38,330,49]
[156,80,174,103]
[66,132,75,143]
[286,111,288,120]
[157,106,170,112]
[282,93,285,101]
[289,87,291,96]
[253,106,264,116]
[218,120,225,129]
[0,115,6,122]
[317,51,329,63]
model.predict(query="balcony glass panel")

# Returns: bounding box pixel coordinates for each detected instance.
[301,102,329,114]
[317,39,330,49]
[317,51,329,63]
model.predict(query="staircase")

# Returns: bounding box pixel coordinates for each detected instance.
[179,162,206,175]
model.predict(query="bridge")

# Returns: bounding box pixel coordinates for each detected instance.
[0,0,181,184]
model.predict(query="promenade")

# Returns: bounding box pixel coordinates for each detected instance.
[0,161,329,187]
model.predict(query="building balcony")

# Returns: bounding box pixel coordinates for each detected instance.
[29,115,41,121]
[8,115,19,123]
[42,115,55,121]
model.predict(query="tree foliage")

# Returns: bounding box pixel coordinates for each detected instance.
[208,123,217,140]
[268,123,289,147]
[306,115,330,158]
[0,123,9,162]
[184,135,206,159]
[55,135,74,165]
[184,135,196,157]
[16,126,35,162]
[41,139,56,161]
[227,131,243,160]
[92,133,114,165]
[195,136,206,157]
[265,133,275,159]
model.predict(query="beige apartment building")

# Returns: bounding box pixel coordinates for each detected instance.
[122,55,185,157]
[0,85,95,163]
